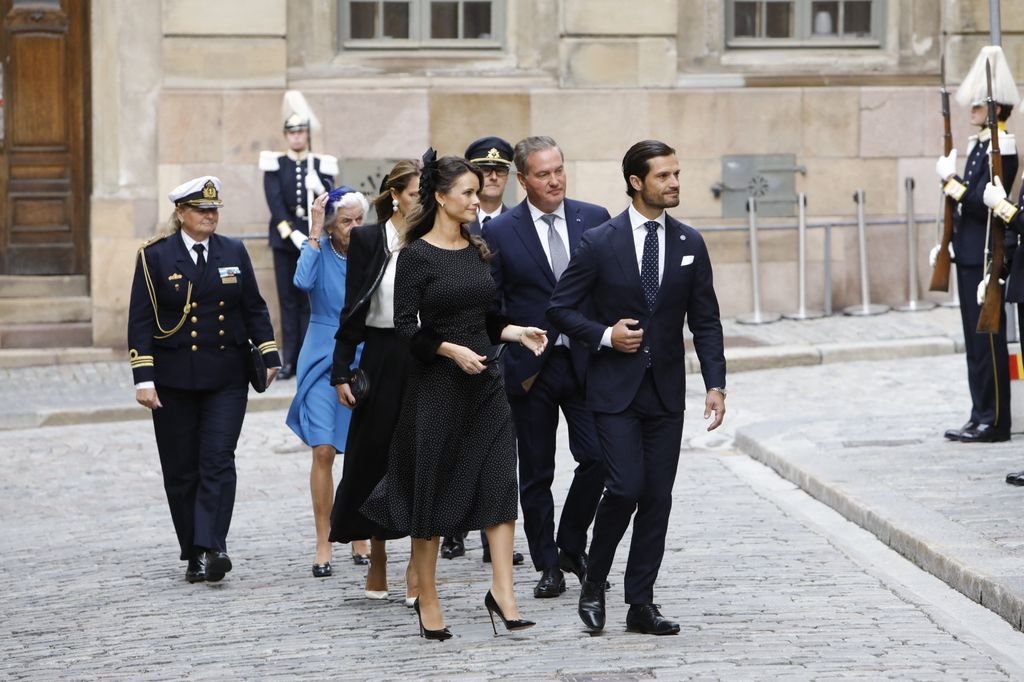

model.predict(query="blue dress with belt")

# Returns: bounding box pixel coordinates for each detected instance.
[286,236,360,451]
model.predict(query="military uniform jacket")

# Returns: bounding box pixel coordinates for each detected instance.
[951,129,1018,268]
[128,231,281,390]
[260,151,338,252]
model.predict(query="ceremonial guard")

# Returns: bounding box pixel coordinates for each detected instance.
[935,45,1019,443]
[128,176,281,583]
[260,91,337,379]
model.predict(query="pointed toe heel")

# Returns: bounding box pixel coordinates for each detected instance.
[484,590,535,635]
[413,599,453,641]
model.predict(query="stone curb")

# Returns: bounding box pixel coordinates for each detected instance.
[735,422,1024,633]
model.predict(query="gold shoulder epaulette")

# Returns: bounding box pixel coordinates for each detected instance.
[139,231,172,251]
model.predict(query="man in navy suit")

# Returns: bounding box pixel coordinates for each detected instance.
[548,140,726,635]
[484,136,610,599]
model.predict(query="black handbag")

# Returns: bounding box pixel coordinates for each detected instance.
[349,367,370,403]
[246,340,268,393]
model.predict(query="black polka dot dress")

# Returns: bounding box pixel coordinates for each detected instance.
[360,239,519,539]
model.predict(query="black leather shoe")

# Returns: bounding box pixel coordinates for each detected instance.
[577,579,606,632]
[278,364,294,380]
[482,547,524,564]
[533,568,567,598]
[312,561,332,578]
[558,549,588,583]
[944,421,976,440]
[186,553,207,583]
[1006,471,1024,486]
[959,423,1010,443]
[440,535,465,560]
[626,603,680,635]
[204,551,232,582]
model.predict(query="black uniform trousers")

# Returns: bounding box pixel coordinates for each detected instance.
[507,347,604,571]
[586,370,684,606]
[272,247,310,369]
[956,262,1011,429]
[151,383,249,560]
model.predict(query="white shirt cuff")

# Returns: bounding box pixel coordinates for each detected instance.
[600,327,614,348]
[135,381,155,390]
[289,230,308,249]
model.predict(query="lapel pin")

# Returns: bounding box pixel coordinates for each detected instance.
[679,235,686,241]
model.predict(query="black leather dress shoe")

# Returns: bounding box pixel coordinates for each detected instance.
[533,568,567,598]
[959,423,1010,443]
[440,535,465,560]
[577,579,606,632]
[558,549,588,583]
[944,421,976,441]
[186,553,207,583]
[278,364,294,380]
[1006,471,1024,486]
[626,603,680,636]
[204,551,232,582]
[482,547,524,565]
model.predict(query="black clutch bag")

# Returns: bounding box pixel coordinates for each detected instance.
[246,341,268,393]
[483,343,507,365]
[349,367,370,403]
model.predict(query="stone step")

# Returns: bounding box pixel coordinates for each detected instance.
[0,275,88,298]
[0,297,92,324]
[0,322,93,349]
[0,346,122,369]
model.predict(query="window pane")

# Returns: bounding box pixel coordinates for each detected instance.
[464,1,492,39]
[383,2,410,38]
[734,1,759,38]
[811,2,838,36]
[765,2,793,38]
[431,1,458,39]
[350,1,378,39]
[843,0,872,36]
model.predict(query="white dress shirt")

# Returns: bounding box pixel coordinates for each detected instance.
[365,220,402,329]
[528,201,570,347]
[600,205,667,348]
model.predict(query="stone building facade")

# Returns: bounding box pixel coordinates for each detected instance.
[85,0,1021,347]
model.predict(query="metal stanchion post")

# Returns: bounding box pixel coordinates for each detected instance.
[843,189,890,316]
[823,223,833,316]
[896,178,936,312]
[737,197,781,325]
[784,193,824,320]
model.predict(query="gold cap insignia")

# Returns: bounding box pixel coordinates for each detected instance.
[202,181,217,199]
[486,148,501,160]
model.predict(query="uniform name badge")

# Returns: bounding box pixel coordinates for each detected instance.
[219,266,241,284]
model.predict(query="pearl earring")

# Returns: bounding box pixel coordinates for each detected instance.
[439,201,445,208]
[392,198,399,211]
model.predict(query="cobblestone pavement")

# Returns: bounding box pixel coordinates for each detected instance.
[3,402,1023,680]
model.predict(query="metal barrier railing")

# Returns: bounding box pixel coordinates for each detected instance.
[736,197,781,325]
[896,178,936,313]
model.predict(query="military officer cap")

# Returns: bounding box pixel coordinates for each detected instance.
[169,176,224,209]
[281,90,318,132]
[465,136,514,168]
[956,45,1022,108]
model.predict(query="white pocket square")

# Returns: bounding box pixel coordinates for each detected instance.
[680,255,695,266]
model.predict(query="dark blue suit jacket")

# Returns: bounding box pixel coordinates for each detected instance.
[128,231,280,390]
[547,210,725,414]
[484,198,610,396]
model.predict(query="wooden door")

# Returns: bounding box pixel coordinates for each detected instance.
[0,0,89,275]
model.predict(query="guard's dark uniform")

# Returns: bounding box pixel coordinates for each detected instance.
[944,128,1018,435]
[261,151,336,370]
[128,229,280,560]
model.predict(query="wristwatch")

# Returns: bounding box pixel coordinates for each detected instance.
[708,387,727,398]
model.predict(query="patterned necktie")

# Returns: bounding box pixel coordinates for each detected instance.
[640,221,659,310]
[541,214,568,279]
[193,243,206,274]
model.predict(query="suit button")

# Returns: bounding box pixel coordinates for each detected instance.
[218,314,225,321]
[219,301,225,307]
[643,347,650,353]
[191,302,198,310]
[219,345,225,350]
[190,316,198,323]
[191,330,198,338]
[219,330,225,336]
[191,345,198,352]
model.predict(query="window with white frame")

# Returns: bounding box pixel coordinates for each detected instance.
[340,0,504,49]
[726,0,884,47]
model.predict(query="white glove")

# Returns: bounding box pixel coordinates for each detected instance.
[983,176,1007,210]
[935,149,957,182]
[305,173,326,197]
[289,230,308,249]
[928,243,954,268]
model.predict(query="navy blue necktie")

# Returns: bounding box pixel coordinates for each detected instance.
[193,244,206,274]
[640,221,659,310]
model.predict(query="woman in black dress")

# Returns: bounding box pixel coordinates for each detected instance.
[361,151,547,639]
[329,160,421,603]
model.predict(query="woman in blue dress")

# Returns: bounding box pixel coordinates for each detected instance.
[286,186,368,577]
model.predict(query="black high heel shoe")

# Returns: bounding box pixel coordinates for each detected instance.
[413,599,453,641]
[484,590,535,635]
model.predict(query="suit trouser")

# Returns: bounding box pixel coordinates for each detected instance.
[586,370,684,605]
[508,348,604,570]
[272,248,310,368]
[152,383,249,560]
[956,263,1010,429]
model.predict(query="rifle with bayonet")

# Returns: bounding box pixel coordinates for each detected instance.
[977,59,1007,334]
[929,59,955,292]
